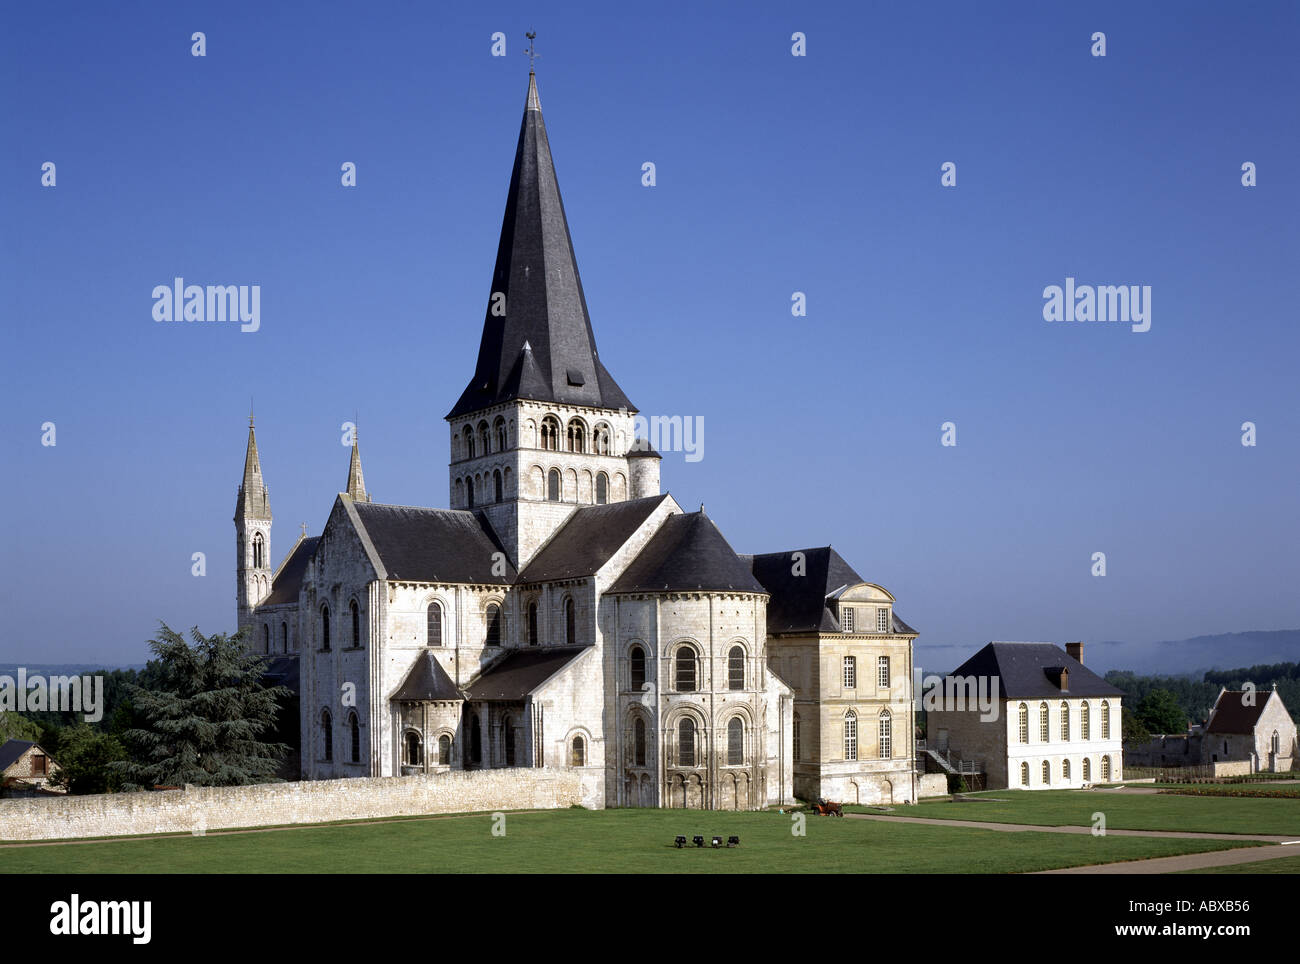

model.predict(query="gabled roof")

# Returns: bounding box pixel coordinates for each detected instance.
[1206,690,1275,734]
[946,642,1124,701]
[608,511,765,595]
[464,647,588,701]
[262,536,320,607]
[447,71,635,419]
[517,494,671,583]
[747,547,919,636]
[0,739,39,771]
[392,651,462,702]
[351,502,516,584]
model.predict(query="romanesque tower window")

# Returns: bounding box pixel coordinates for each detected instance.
[321,710,333,762]
[1100,701,1111,740]
[675,647,697,692]
[404,731,422,766]
[677,719,696,767]
[1020,762,1030,786]
[842,655,856,689]
[478,421,490,454]
[571,735,586,767]
[878,656,890,688]
[596,472,608,504]
[350,599,361,648]
[1039,702,1050,742]
[633,717,646,767]
[486,603,502,646]
[467,476,476,509]
[494,416,507,451]
[1018,703,1029,744]
[564,597,576,646]
[567,418,586,453]
[878,709,892,759]
[844,710,858,761]
[727,718,743,766]
[438,735,451,765]
[728,646,745,690]
[321,605,331,651]
[1041,760,1050,785]
[629,645,646,689]
[547,469,561,501]
[494,469,503,503]
[252,532,265,569]
[427,601,443,647]
[349,712,360,764]
[594,424,610,455]
[464,425,476,459]
[1081,701,1091,740]
[541,416,560,451]
[1060,702,1071,741]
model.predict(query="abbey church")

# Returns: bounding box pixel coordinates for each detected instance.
[232,69,920,810]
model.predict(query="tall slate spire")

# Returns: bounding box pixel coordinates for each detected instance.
[234,419,270,521]
[448,70,635,418]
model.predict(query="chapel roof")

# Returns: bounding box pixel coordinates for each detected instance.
[1205,690,1276,735]
[261,536,320,607]
[392,651,463,702]
[351,502,516,584]
[608,511,765,595]
[463,646,589,701]
[516,494,671,583]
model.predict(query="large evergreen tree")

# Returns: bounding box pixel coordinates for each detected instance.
[114,624,290,790]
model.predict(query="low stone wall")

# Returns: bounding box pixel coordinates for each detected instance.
[0,767,604,842]
[1210,761,1252,778]
[918,774,948,798]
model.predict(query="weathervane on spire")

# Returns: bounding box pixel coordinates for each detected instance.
[525,31,539,72]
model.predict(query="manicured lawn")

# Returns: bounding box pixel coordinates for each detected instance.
[891,790,1300,836]
[0,808,1260,874]
[1179,853,1300,874]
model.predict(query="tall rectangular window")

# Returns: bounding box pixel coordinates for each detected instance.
[877,656,890,688]
[842,607,854,632]
[878,713,892,759]
[843,656,856,689]
[876,608,889,632]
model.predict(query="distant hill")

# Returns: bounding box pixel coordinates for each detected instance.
[0,663,148,676]
[1091,630,1300,676]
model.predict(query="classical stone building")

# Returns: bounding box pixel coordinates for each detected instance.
[1201,687,1297,772]
[927,642,1124,789]
[232,69,918,809]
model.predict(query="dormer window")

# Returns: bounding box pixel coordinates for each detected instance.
[842,606,854,632]
[876,608,889,633]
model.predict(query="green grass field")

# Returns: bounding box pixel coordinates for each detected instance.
[0,807,1264,874]
[1179,853,1300,874]
[889,790,1300,836]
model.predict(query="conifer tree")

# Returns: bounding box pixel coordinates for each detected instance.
[115,624,290,789]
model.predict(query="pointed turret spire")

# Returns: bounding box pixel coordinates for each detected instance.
[346,430,370,503]
[235,416,271,520]
[447,67,635,418]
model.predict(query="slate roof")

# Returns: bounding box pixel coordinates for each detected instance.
[463,647,588,701]
[448,72,635,418]
[262,536,320,606]
[946,642,1124,701]
[748,547,863,634]
[392,651,463,702]
[608,512,765,595]
[352,502,516,584]
[1206,690,1274,734]
[0,740,36,772]
[516,494,670,583]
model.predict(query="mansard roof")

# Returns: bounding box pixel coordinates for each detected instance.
[747,546,909,635]
[261,536,320,607]
[608,511,765,595]
[1206,690,1277,734]
[463,646,589,701]
[947,642,1124,701]
[391,651,462,702]
[516,494,671,583]
[350,502,516,584]
[447,71,635,419]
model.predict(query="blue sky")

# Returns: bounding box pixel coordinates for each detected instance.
[2,2,1297,670]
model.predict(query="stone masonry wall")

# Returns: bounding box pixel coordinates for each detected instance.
[0,767,603,842]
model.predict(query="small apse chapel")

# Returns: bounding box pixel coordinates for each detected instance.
[231,69,920,809]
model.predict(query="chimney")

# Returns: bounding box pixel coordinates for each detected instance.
[1065,641,1083,664]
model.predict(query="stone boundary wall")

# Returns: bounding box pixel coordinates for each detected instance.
[0,767,604,842]
[918,774,949,798]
